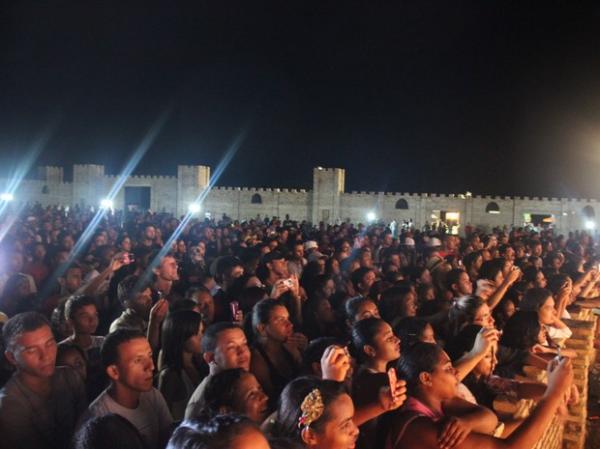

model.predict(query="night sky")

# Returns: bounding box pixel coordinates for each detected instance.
[3,2,600,198]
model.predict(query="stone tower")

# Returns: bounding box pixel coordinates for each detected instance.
[177,165,211,216]
[311,167,345,224]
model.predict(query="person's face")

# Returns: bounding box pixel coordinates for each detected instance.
[177,240,186,253]
[269,258,287,277]
[10,253,24,272]
[62,235,74,250]
[94,234,106,247]
[370,322,401,362]
[193,291,215,324]
[360,252,373,268]
[316,299,336,324]
[360,271,376,293]
[456,272,473,296]
[422,287,435,301]
[212,328,251,371]
[56,251,70,265]
[535,271,547,288]
[429,351,459,400]
[293,245,304,259]
[330,258,340,274]
[539,296,556,325]
[532,244,542,257]
[229,265,245,281]
[72,304,99,335]
[505,247,515,262]
[419,269,432,285]
[184,320,204,355]
[130,287,153,319]
[475,343,497,378]
[157,256,179,281]
[494,270,504,286]
[473,304,494,328]
[8,325,57,378]
[264,305,294,342]
[145,226,156,240]
[503,300,516,319]
[197,242,206,258]
[420,324,436,344]
[233,373,269,424]
[355,301,380,322]
[230,428,271,449]
[309,394,359,449]
[120,237,132,252]
[56,348,87,381]
[34,245,46,260]
[404,292,418,317]
[64,268,83,293]
[323,279,336,298]
[110,338,154,393]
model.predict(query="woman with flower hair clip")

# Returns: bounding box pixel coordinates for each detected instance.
[271,376,359,449]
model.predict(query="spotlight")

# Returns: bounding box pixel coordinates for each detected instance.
[366,211,376,222]
[0,193,14,202]
[188,203,201,214]
[100,198,113,209]
[585,220,596,230]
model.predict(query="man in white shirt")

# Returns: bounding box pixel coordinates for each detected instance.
[87,329,173,449]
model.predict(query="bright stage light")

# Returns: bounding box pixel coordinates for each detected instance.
[188,203,201,214]
[366,211,376,222]
[100,198,113,209]
[0,193,14,202]
[585,220,596,230]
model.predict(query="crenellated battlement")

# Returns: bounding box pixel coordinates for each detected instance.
[8,164,600,231]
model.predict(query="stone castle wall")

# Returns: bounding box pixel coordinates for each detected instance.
[3,164,599,234]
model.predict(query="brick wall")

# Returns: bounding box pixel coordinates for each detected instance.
[492,310,598,449]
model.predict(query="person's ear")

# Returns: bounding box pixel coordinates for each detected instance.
[203,351,215,365]
[300,426,319,447]
[418,371,432,387]
[106,364,120,381]
[4,350,16,367]
[257,323,267,337]
[363,344,377,358]
[218,405,232,415]
[311,361,323,377]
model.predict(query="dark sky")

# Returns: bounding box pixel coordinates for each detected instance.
[3,2,600,198]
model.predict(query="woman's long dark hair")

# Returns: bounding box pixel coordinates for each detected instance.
[499,311,541,350]
[396,342,444,393]
[161,310,202,372]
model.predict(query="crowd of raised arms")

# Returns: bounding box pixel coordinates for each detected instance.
[2,203,597,449]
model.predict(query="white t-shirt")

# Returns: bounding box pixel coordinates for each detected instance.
[88,388,173,449]
[545,323,572,341]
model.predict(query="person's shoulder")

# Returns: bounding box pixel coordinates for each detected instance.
[88,389,112,415]
[0,377,22,410]
[55,365,83,384]
[90,335,105,347]
[388,414,438,449]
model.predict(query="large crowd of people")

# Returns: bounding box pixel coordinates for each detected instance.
[0,203,597,449]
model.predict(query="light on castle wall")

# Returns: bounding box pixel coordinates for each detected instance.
[366,211,376,222]
[99,198,113,209]
[585,220,595,230]
[188,203,202,214]
[0,193,14,202]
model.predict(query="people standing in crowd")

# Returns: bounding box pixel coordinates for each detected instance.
[86,329,173,449]
[0,204,589,449]
[0,312,87,449]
